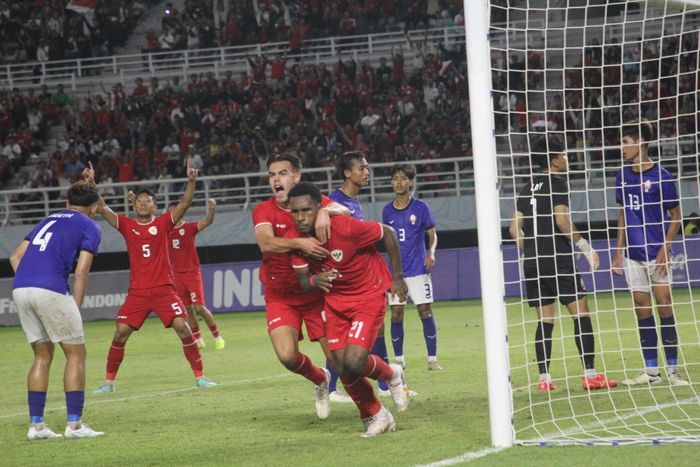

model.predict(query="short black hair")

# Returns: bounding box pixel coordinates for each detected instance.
[390,163,416,180]
[335,151,366,180]
[168,201,178,208]
[622,118,654,146]
[530,135,565,169]
[288,181,322,204]
[67,181,99,207]
[134,188,156,198]
[267,153,302,171]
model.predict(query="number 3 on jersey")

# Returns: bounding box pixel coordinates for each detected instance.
[32,220,57,251]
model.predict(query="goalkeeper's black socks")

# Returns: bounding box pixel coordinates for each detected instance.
[535,321,554,375]
[574,315,596,371]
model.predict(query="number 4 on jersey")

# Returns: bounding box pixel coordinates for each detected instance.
[32,220,57,252]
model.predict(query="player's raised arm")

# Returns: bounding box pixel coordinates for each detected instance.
[82,161,118,229]
[254,224,329,260]
[198,198,217,231]
[171,160,198,224]
[9,240,29,272]
[380,224,408,302]
[72,250,96,309]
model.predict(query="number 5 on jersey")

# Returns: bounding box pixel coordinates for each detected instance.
[142,244,151,257]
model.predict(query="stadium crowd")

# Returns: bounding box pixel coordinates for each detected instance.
[0,0,157,65]
[142,0,465,54]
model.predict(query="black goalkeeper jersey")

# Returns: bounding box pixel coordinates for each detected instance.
[515,173,575,273]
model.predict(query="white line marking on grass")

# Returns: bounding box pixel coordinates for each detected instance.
[415,446,507,466]
[0,373,291,420]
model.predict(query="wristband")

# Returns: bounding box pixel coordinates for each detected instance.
[575,237,592,253]
[310,275,316,287]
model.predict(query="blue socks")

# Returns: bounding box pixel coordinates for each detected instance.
[326,361,339,393]
[660,315,679,367]
[371,336,390,391]
[638,316,659,370]
[422,315,438,357]
[66,391,84,423]
[28,391,46,424]
[390,321,404,357]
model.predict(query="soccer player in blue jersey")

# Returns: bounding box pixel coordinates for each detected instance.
[382,164,442,370]
[10,178,105,440]
[329,150,392,397]
[612,120,689,386]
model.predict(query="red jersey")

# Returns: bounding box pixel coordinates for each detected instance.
[118,213,176,290]
[169,221,202,274]
[252,195,330,296]
[290,216,392,308]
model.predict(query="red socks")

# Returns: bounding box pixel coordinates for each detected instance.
[361,355,394,381]
[341,375,381,419]
[209,324,220,338]
[181,335,204,377]
[106,339,125,380]
[190,324,202,341]
[291,353,325,386]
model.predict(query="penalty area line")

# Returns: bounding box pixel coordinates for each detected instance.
[0,372,292,420]
[415,446,507,466]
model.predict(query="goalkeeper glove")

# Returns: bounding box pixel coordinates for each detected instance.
[575,237,600,271]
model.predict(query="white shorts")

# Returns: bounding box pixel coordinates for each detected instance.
[13,287,84,344]
[623,257,670,294]
[388,274,434,306]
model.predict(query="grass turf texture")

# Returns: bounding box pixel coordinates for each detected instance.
[0,298,699,466]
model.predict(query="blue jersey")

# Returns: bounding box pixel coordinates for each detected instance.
[329,188,364,219]
[13,210,101,295]
[616,163,679,261]
[382,198,436,277]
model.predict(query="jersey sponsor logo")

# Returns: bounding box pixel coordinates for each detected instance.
[275,223,287,229]
[328,338,340,344]
[268,317,281,326]
[179,228,185,235]
[331,249,344,262]
[409,214,417,225]
[148,226,158,235]
[131,229,141,235]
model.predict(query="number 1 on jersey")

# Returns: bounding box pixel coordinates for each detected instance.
[530,197,538,238]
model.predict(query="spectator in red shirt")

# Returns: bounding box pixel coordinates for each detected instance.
[116,150,136,183]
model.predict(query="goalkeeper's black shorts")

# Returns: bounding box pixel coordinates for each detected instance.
[523,265,587,308]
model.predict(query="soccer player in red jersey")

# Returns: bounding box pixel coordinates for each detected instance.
[93,163,218,393]
[252,153,350,420]
[167,198,225,350]
[287,182,410,437]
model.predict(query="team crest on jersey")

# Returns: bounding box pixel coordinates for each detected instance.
[179,228,185,235]
[331,249,344,262]
[148,226,158,235]
[409,214,417,225]
[643,180,652,193]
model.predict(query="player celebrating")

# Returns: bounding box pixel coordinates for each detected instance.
[382,164,442,371]
[253,153,351,419]
[11,179,105,439]
[329,151,392,395]
[509,136,616,391]
[612,120,689,386]
[93,163,218,393]
[288,182,410,438]
[167,198,225,350]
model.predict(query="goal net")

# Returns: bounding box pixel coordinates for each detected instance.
[487,0,700,445]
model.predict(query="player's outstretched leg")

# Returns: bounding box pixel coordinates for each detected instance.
[94,324,133,394]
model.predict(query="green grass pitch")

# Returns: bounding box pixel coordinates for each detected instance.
[2,299,700,466]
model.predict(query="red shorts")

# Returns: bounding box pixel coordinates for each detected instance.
[117,285,188,329]
[265,291,325,342]
[174,271,205,306]
[325,294,386,351]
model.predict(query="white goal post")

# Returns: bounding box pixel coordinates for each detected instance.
[468,0,700,447]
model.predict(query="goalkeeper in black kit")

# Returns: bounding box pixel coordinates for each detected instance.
[509,135,617,391]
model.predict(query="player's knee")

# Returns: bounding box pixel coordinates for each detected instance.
[343,356,365,378]
[417,307,432,320]
[391,309,405,322]
[277,350,298,370]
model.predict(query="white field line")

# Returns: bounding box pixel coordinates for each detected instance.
[0,372,292,420]
[414,446,507,466]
